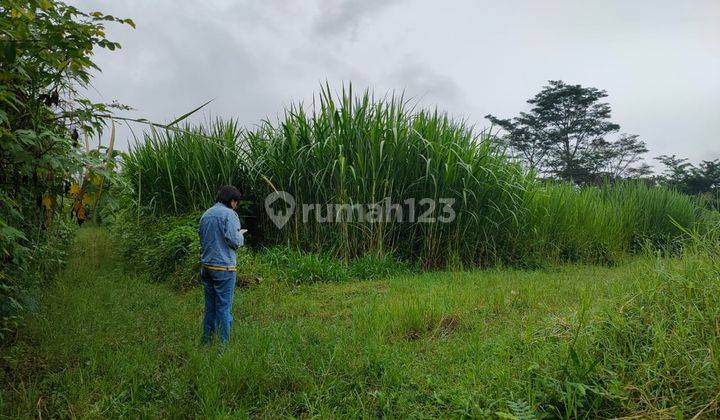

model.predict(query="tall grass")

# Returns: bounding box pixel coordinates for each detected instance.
[122,120,251,215]
[609,180,703,250]
[5,226,720,417]
[517,181,704,265]
[247,87,530,267]
[121,86,707,268]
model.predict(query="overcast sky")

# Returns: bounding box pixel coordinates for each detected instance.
[72,0,719,165]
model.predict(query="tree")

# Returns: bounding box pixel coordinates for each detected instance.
[655,155,692,190]
[1,1,133,226]
[655,155,720,196]
[602,134,649,178]
[486,112,551,172]
[487,80,646,184]
[1,0,132,342]
[688,160,720,194]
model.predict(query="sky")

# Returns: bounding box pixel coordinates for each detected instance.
[71,0,720,166]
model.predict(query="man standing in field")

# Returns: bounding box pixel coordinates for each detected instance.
[198,185,246,344]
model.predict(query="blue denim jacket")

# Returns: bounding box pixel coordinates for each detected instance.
[199,202,244,267]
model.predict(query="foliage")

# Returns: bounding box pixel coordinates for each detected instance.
[125,88,533,268]
[0,0,131,344]
[123,87,705,269]
[487,80,648,184]
[515,180,704,267]
[121,120,254,216]
[111,211,411,290]
[655,154,720,198]
[0,216,74,343]
[3,226,720,417]
[247,86,532,268]
[0,0,132,222]
[112,211,199,290]
[603,134,651,178]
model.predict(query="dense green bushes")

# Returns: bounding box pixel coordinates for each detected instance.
[121,87,708,271]
[112,213,413,290]
[113,212,201,290]
[0,219,75,343]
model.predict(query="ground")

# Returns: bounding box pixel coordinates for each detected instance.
[0,227,680,418]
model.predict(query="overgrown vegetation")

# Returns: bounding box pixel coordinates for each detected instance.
[122,120,252,216]
[2,225,718,418]
[2,1,718,417]
[122,88,708,271]
[0,0,131,343]
[112,212,414,291]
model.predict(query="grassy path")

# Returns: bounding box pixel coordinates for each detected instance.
[2,227,658,417]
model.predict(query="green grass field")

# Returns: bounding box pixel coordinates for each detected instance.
[3,227,718,418]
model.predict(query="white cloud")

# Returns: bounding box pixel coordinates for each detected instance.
[69,0,719,163]
[313,0,405,38]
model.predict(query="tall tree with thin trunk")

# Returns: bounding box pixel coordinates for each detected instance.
[488,80,628,183]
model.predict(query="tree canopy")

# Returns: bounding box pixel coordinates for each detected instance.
[487,80,648,184]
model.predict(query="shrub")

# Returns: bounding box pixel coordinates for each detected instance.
[112,212,202,290]
[1,218,75,345]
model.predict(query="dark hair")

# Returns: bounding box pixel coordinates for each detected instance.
[216,185,241,207]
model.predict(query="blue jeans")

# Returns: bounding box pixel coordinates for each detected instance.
[200,268,236,344]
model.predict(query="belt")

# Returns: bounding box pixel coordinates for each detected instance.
[202,264,237,272]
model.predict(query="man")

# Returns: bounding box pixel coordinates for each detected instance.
[198,185,246,344]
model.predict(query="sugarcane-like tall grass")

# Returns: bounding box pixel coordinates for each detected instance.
[122,86,707,268]
[247,87,531,267]
[518,181,703,265]
[123,119,251,216]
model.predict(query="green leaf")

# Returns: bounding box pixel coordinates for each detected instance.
[165,99,214,127]
[0,226,27,242]
[3,42,16,63]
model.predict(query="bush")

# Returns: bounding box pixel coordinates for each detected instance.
[112,212,416,289]
[112,212,202,290]
[1,218,75,345]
